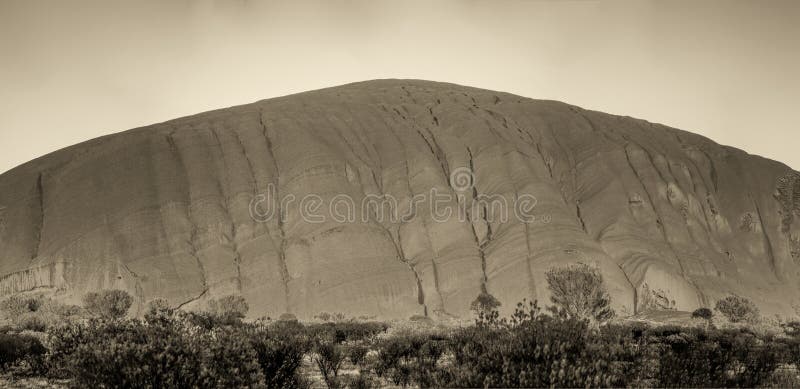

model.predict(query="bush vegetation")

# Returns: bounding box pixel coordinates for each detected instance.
[545,262,615,324]
[367,300,793,388]
[347,343,369,367]
[207,295,249,323]
[469,291,501,317]
[313,339,345,388]
[691,307,713,320]
[82,289,133,320]
[0,333,46,371]
[0,294,81,331]
[0,295,42,317]
[2,287,799,388]
[715,294,760,323]
[43,309,311,388]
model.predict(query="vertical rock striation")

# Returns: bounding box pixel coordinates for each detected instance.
[0,80,798,318]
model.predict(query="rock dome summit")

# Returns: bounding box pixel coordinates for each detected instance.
[1,80,799,319]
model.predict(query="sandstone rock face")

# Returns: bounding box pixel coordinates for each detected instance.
[1,80,799,319]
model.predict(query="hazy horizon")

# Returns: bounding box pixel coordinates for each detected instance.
[1,0,798,173]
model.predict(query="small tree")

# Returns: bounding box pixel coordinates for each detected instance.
[0,295,42,318]
[782,321,800,337]
[314,340,345,388]
[545,263,615,324]
[315,312,332,322]
[470,291,501,317]
[143,298,174,324]
[331,312,347,322]
[207,295,249,322]
[82,290,133,320]
[715,294,760,323]
[344,374,376,389]
[278,313,298,322]
[692,307,713,320]
[692,307,714,329]
[347,343,369,367]
[145,298,172,315]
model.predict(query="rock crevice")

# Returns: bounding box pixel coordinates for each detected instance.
[0,80,797,318]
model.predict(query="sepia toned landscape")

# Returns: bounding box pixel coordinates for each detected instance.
[0,80,799,387]
[2,1,800,388]
[4,79,800,320]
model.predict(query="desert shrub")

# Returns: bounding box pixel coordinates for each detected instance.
[314,339,345,388]
[266,317,307,340]
[596,322,659,387]
[443,300,624,388]
[279,312,299,322]
[47,301,82,317]
[374,330,446,388]
[41,299,82,324]
[306,322,389,344]
[195,328,265,388]
[15,313,48,332]
[692,307,714,320]
[33,294,789,389]
[715,294,760,323]
[0,295,42,318]
[343,373,377,389]
[44,313,310,388]
[360,303,784,387]
[144,298,172,315]
[439,302,783,387]
[0,295,79,331]
[783,320,800,337]
[315,312,332,322]
[545,263,615,324]
[0,333,46,371]
[247,328,308,389]
[46,318,207,386]
[44,321,94,378]
[646,325,781,387]
[763,366,800,388]
[207,295,249,323]
[647,326,724,387]
[66,321,205,388]
[763,367,800,388]
[314,311,353,323]
[469,291,501,317]
[142,298,174,326]
[408,314,432,324]
[82,289,133,320]
[347,343,369,367]
[306,322,387,385]
[178,310,232,330]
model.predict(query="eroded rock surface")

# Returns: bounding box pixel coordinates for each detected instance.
[1,80,799,319]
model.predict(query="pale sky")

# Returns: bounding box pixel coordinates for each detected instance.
[1,0,798,174]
